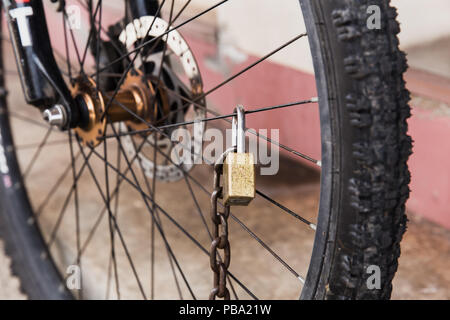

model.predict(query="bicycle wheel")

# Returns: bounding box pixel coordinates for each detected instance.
[0,0,411,300]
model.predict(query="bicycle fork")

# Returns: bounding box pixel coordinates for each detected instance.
[2,0,160,129]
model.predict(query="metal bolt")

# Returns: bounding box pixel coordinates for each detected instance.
[42,104,68,128]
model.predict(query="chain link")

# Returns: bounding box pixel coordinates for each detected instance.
[209,161,231,300]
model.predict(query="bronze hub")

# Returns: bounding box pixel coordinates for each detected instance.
[72,72,169,147]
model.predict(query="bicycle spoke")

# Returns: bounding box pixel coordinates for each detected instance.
[90,145,258,299]
[103,135,121,300]
[90,0,122,301]
[62,11,74,81]
[150,0,184,300]
[109,127,123,300]
[179,163,239,300]
[93,0,229,77]
[9,112,53,129]
[201,33,307,100]
[62,9,83,71]
[99,81,320,166]
[76,137,148,299]
[46,148,95,247]
[256,190,316,230]
[80,0,102,71]
[99,1,167,121]
[232,214,305,284]
[141,137,308,284]
[106,119,197,300]
[68,130,82,299]
[103,98,318,136]
[74,0,150,62]
[98,89,318,232]
[73,135,154,263]
[16,139,68,151]
[35,152,81,217]
[86,3,190,300]
[105,138,122,300]
[150,136,157,300]
[23,127,52,179]
[3,0,328,300]
[128,131,184,300]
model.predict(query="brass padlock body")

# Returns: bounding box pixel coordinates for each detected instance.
[223,152,255,206]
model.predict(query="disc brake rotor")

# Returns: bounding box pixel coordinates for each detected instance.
[118,15,206,182]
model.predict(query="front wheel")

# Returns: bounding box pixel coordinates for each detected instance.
[0,0,411,300]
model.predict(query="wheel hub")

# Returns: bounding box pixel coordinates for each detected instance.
[71,71,169,147]
[63,14,207,182]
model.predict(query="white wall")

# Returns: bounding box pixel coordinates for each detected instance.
[216,0,313,73]
[213,0,450,73]
[393,0,450,48]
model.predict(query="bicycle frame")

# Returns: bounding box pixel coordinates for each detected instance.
[2,0,160,128]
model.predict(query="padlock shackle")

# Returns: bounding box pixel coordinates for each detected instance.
[232,105,246,153]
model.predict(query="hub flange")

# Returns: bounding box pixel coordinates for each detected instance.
[71,71,168,147]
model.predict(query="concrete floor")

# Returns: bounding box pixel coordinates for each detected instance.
[1,165,449,299]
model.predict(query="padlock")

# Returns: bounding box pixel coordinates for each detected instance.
[223,105,255,206]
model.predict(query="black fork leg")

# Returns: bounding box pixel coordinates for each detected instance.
[2,0,160,128]
[128,0,161,19]
[2,0,79,127]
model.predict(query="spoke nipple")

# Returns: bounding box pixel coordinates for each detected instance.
[42,104,68,129]
[310,223,317,231]
[316,160,322,167]
[298,276,305,284]
[311,97,319,103]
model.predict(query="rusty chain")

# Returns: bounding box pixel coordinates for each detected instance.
[209,160,231,300]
